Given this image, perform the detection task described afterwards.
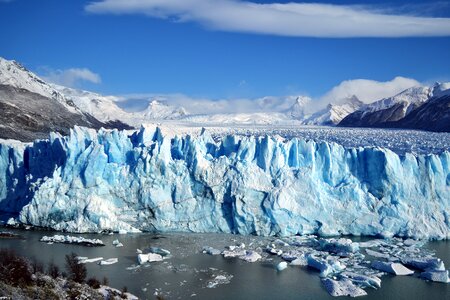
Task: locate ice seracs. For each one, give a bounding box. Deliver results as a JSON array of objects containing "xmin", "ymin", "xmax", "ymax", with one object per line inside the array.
[{"xmin": 0, "ymin": 125, "xmax": 447, "ymax": 239}]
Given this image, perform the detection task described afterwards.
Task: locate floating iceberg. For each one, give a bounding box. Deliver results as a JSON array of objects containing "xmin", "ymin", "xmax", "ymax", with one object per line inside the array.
[
  {"xmin": 401, "ymin": 257, "xmax": 445, "ymax": 271},
  {"xmin": 0, "ymin": 126, "xmax": 448, "ymax": 239},
  {"xmin": 371, "ymin": 261, "xmax": 414, "ymax": 275},
  {"xmin": 322, "ymin": 278, "xmax": 367, "ymax": 297},
  {"xmin": 99, "ymin": 258, "xmax": 118, "ymax": 265},
  {"xmin": 420, "ymin": 270, "xmax": 449, "ymax": 283},
  {"xmin": 240, "ymin": 250, "xmax": 262, "ymax": 263},
  {"xmin": 40, "ymin": 235, "xmax": 104, "ymax": 246},
  {"xmin": 276, "ymin": 261, "xmax": 288, "ymax": 271},
  {"xmin": 137, "ymin": 253, "xmax": 163, "ymax": 264}
]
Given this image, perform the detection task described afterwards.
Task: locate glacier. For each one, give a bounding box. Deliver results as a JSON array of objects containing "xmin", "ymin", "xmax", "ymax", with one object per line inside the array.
[{"xmin": 0, "ymin": 125, "xmax": 449, "ymax": 239}]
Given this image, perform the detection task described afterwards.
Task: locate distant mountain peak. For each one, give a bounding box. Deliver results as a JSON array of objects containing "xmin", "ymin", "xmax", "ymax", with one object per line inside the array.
[{"xmin": 288, "ymin": 96, "xmax": 311, "ymax": 119}]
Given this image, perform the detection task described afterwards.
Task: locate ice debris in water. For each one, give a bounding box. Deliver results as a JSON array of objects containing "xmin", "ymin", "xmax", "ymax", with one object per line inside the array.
[
  {"xmin": 204, "ymin": 235, "xmax": 449, "ymax": 296},
  {"xmin": 40, "ymin": 235, "xmax": 104, "ymax": 246},
  {"xmin": 138, "ymin": 253, "xmax": 163, "ymax": 265},
  {"xmin": 112, "ymin": 239, "xmax": 123, "ymax": 247},
  {"xmin": 322, "ymin": 278, "xmax": 367, "ymax": 297},
  {"xmin": 277, "ymin": 261, "xmax": 288, "ymax": 271},
  {"xmin": 420, "ymin": 270, "xmax": 450, "ymax": 283},
  {"xmin": 371, "ymin": 261, "xmax": 414, "ymax": 276},
  {"xmin": 77, "ymin": 257, "xmax": 103, "ymax": 264},
  {"xmin": 99, "ymin": 258, "xmax": 118, "ymax": 265},
  {"xmin": 205, "ymin": 271, "xmax": 233, "ymax": 289},
  {"xmin": 202, "ymin": 246, "xmax": 221, "ymax": 255}
]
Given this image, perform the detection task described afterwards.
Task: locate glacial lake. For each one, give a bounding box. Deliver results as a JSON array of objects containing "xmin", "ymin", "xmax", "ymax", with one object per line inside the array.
[{"xmin": 1, "ymin": 229, "xmax": 449, "ymax": 299}]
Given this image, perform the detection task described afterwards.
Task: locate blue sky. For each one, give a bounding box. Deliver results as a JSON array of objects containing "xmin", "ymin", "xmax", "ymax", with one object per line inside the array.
[{"xmin": 1, "ymin": 0, "xmax": 450, "ymax": 103}]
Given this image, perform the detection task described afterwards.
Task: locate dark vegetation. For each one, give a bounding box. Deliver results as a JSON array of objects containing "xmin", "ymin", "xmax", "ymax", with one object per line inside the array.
[{"xmin": 0, "ymin": 248, "xmax": 107, "ymax": 299}]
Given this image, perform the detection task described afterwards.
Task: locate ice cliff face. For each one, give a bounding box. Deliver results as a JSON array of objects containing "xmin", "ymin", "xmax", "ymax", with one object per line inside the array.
[{"xmin": 0, "ymin": 126, "xmax": 449, "ymax": 239}]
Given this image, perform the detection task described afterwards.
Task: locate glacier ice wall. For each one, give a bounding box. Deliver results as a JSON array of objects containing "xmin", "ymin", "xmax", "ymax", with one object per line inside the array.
[{"xmin": 0, "ymin": 126, "xmax": 449, "ymax": 239}]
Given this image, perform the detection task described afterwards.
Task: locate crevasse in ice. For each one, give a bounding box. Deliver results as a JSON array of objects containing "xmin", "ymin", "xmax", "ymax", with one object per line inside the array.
[{"xmin": 0, "ymin": 126, "xmax": 448, "ymax": 239}]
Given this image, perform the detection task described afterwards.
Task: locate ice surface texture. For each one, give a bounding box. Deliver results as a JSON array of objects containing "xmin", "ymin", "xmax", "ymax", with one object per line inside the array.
[{"xmin": 0, "ymin": 126, "xmax": 449, "ymax": 239}]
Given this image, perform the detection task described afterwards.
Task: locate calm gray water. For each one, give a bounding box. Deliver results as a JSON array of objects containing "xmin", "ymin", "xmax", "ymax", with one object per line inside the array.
[{"xmin": 1, "ymin": 229, "xmax": 449, "ymax": 300}]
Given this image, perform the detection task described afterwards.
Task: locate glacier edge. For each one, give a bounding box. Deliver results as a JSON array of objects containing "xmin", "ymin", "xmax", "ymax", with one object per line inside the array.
[{"xmin": 0, "ymin": 126, "xmax": 448, "ymax": 239}]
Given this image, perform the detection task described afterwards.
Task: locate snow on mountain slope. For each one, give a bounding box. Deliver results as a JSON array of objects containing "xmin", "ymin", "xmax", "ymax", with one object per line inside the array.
[
  {"xmin": 393, "ymin": 92, "xmax": 450, "ymax": 132},
  {"xmin": 52, "ymin": 84, "xmax": 127, "ymax": 123},
  {"xmin": 1, "ymin": 126, "xmax": 448, "ymax": 239},
  {"xmin": 286, "ymin": 96, "xmax": 312, "ymax": 119},
  {"xmin": 362, "ymin": 85, "xmax": 433, "ymax": 115},
  {"xmin": 305, "ymin": 96, "xmax": 363, "ymax": 125},
  {"xmin": 0, "ymin": 57, "xmax": 136, "ymax": 141},
  {"xmin": 136, "ymin": 99, "xmax": 187, "ymax": 120},
  {"xmin": 0, "ymin": 57, "xmax": 78, "ymax": 113},
  {"xmin": 339, "ymin": 83, "xmax": 450, "ymax": 129}
]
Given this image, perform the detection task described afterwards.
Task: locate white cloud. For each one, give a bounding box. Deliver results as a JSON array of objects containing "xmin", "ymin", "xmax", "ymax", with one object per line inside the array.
[
  {"xmin": 41, "ymin": 68, "xmax": 101, "ymax": 87},
  {"xmin": 319, "ymin": 77, "xmax": 421, "ymax": 105},
  {"xmin": 116, "ymin": 77, "xmax": 422, "ymax": 114},
  {"xmin": 85, "ymin": 0, "xmax": 450, "ymax": 38}
]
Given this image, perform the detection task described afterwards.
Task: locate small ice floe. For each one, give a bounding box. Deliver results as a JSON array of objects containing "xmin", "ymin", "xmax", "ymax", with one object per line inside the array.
[
  {"xmin": 401, "ymin": 257, "xmax": 445, "ymax": 271},
  {"xmin": 266, "ymin": 247, "xmax": 283, "ymax": 256},
  {"xmin": 322, "ymin": 278, "xmax": 367, "ymax": 297},
  {"xmin": 40, "ymin": 235, "xmax": 104, "ymax": 246},
  {"xmin": 319, "ymin": 238, "xmax": 359, "ymax": 254},
  {"xmin": 281, "ymin": 250, "xmax": 301, "ymax": 262},
  {"xmin": 420, "ymin": 270, "xmax": 450, "ymax": 283},
  {"xmin": 365, "ymin": 249, "xmax": 391, "ymax": 259},
  {"xmin": 277, "ymin": 261, "xmax": 288, "ymax": 271},
  {"xmin": 358, "ymin": 240, "xmax": 383, "ymax": 248},
  {"xmin": 206, "ymin": 274, "xmax": 233, "ymax": 288},
  {"xmin": 136, "ymin": 249, "xmax": 143, "ymax": 254},
  {"xmin": 222, "ymin": 248, "xmax": 246, "ymax": 258},
  {"xmin": 138, "ymin": 253, "xmax": 163, "ymax": 265},
  {"xmin": 148, "ymin": 247, "xmax": 171, "ymax": 257},
  {"xmin": 290, "ymin": 255, "xmax": 308, "ymax": 266},
  {"xmin": 371, "ymin": 261, "xmax": 414, "ymax": 275},
  {"xmin": 99, "ymin": 258, "xmax": 118, "ymax": 265},
  {"xmin": 273, "ymin": 239, "xmax": 289, "ymax": 247},
  {"xmin": 78, "ymin": 257, "xmax": 103, "ymax": 264},
  {"xmin": 341, "ymin": 272, "xmax": 382, "ymax": 289},
  {"xmin": 112, "ymin": 239, "xmax": 124, "ymax": 247},
  {"xmin": 240, "ymin": 250, "xmax": 262, "ymax": 263},
  {"xmin": 307, "ymin": 255, "xmax": 345, "ymax": 277},
  {"xmin": 202, "ymin": 246, "xmax": 221, "ymax": 255}
]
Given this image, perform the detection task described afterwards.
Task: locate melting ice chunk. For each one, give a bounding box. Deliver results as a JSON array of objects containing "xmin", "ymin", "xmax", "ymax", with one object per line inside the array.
[{"xmin": 371, "ymin": 261, "xmax": 414, "ymax": 275}]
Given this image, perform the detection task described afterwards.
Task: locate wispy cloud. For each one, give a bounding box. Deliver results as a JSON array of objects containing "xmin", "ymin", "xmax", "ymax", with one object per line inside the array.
[
  {"xmin": 40, "ymin": 68, "xmax": 101, "ymax": 87},
  {"xmin": 85, "ymin": 0, "xmax": 450, "ymax": 38},
  {"xmin": 115, "ymin": 77, "xmax": 421, "ymax": 114},
  {"xmin": 318, "ymin": 77, "xmax": 421, "ymax": 105}
]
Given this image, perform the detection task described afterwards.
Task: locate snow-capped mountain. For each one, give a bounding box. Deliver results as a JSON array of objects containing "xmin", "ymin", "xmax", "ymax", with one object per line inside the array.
[
  {"xmin": 0, "ymin": 57, "xmax": 134, "ymax": 141},
  {"xmin": 304, "ymin": 95, "xmax": 363, "ymax": 125},
  {"xmin": 0, "ymin": 57, "xmax": 79, "ymax": 112},
  {"xmin": 51, "ymin": 84, "xmax": 126, "ymax": 123},
  {"xmin": 392, "ymin": 89, "xmax": 450, "ymax": 132},
  {"xmin": 137, "ymin": 99, "xmax": 187, "ymax": 120},
  {"xmin": 339, "ymin": 83, "xmax": 450, "ymax": 129},
  {"xmin": 286, "ymin": 96, "xmax": 311, "ymax": 120}
]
